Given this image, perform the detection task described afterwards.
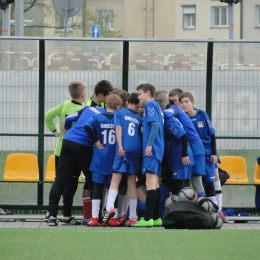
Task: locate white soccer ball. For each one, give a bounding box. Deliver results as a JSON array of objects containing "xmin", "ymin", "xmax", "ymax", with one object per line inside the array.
[
  {"xmin": 178, "ymin": 187, "xmax": 198, "ymax": 203},
  {"xmin": 201, "ymin": 200, "xmax": 214, "ymax": 213},
  {"xmin": 211, "ymin": 212, "xmax": 223, "ymax": 229},
  {"xmin": 165, "ymin": 194, "xmax": 179, "ymax": 208}
]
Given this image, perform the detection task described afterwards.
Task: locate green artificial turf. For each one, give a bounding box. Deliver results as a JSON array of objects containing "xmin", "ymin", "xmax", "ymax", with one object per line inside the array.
[{"xmin": 0, "ymin": 228, "xmax": 260, "ymax": 260}]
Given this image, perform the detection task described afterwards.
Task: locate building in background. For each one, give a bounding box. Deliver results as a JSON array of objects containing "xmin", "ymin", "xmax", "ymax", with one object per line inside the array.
[{"xmin": 2, "ymin": 0, "xmax": 260, "ymax": 39}]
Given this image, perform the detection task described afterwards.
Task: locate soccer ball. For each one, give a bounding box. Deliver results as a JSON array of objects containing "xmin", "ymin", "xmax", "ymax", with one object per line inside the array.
[
  {"xmin": 197, "ymin": 197, "xmax": 214, "ymax": 213},
  {"xmin": 178, "ymin": 187, "xmax": 198, "ymax": 203},
  {"xmin": 165, "ymin": 194, "xmax": 179, "ymax": 208},
  {"xmin": 211, "ymin": 212, "xmax": 223, "ymax": 229}
]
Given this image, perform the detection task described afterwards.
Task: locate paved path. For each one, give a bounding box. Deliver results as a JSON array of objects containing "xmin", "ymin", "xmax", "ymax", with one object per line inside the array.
[{"xmin": 0, "ymin": 217, "xmax": 260, "ymax": 229}]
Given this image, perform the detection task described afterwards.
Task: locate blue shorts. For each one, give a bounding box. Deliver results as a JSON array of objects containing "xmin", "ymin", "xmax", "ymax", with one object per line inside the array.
[
  {"xmin": 93, "ymin": 172, "xmax": 112, "ymax": 186},
  {"xmin": 142, "ymin": 157, "xmax": 161, "ymax": 176},
  {"xmin": 203, "ymin": 155, "xmax": 216, "ymax": 182},
  {"xmin": 192, "ymin": 154, "xmax": 205, "ymax": 175},
  {"xmin": 113, "ymin": 160, "xmax": 139, "ymax": 175},
  {"xmin": 171, "ymin": 166, "xmax": 192, "ymax": 180}
]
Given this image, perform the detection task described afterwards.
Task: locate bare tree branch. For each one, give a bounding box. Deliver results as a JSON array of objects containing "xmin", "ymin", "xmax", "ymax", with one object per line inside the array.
[{"xmin": 24, "ymin": 0, "xmax": 38, "ymax": 13}]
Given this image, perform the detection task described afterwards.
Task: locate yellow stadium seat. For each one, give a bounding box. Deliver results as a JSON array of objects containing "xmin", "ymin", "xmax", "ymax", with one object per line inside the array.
[
  {"xmin": 45, "ymin": 154, "xmax": 56, "ymax": 182},
  {"xmin": 254, "ymin": 162, "xmax": 260, "ymax": 185},
  {"xmin": 3, "ymin": 153, "xmax": 39, "ymax": 182},
  {"xmin": 219, "ymin": 156, "xmax": 248, "ymax": 184},
  {"xmin": 45, "ymin": 154, "xmax": 81, "ymax": 182}
]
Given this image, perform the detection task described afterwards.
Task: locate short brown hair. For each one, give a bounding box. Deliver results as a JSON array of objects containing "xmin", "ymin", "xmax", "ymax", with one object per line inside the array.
[
  {"xmin": 168, "ymin": 88, "xmax": 183, "ymax": 97},
  {"xmin": 106, "ymin": 94, "xmax": 122, "ymax": 110},
  {"xmin": 118, "ymin": 91, "xmax": 130, "ymax": 108},
  {"xmin": 110, "ymin": 88, "xmax": 123, "ymax": 95},
  {"xmin": 68, "ymin": 81, "xmax": 86, "ymax": 99},
  {"xmin": 155, "ymin": 90, "xmax": 168, "ymax": 105},
  {"xmin": 136, "ymin": 83, "xmax": 156, "ymax": 98},
  {"xmin": 155, "ymin": 98, "xmax": 166, "ymax": 111},
  {"xmin": 179, "ymin": 92, "xmax": 194, "ymax": 102}
]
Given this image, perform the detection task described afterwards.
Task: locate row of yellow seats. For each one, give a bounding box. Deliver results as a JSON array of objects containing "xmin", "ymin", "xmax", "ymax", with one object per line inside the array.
[
  {"xmin": 3, "ymin": 153, "xmax": 260, "ymax": 185},
  {"xmin": 219, "ymin": 156, "xmax": 260, "ymax": 185},
  {"xmin": 3, "ymin": 153, "xmax": 81, "ymax": 182}
]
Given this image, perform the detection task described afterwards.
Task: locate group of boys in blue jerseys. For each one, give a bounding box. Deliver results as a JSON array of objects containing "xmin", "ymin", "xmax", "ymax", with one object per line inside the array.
[{"xmin": 47, "ymin": 80, "xmax": 227, "ymax": 227}]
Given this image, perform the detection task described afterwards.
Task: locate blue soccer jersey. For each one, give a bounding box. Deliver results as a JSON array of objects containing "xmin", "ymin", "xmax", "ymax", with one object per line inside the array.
[
  {"xmin": 64, "ymin": 106, "xmax": 106, "ymax": 146},
  {"xmin": 85, "ymin": 112, "xmax": 116, "ymax": 175},
  {"xmin": 164, "ymin": 111, "xmax": 194, "ymax": 172},
  {"xmin": 189, "ymin": 109, "xmax": 216, "ymax": 155},
  {"xmin": 166, "ymin": 104, "xmax": 202, "ymax": 145},
  {"xmin": 113, "ymin": 108, "xmax": 142, "ymax": 168},
  {"xmin": 142, "ymin": 100, "xmax": 164, "ymax": 162}
]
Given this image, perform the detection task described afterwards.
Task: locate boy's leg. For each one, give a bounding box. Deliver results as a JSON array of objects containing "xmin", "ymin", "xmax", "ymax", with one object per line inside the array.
[
  {"xmin": 214, "ymin": 167, "xmax": 228, "ymax": 223},
  {"xmin": 102, "ymin": 173, "xmax": 122, "ymax": 227},
  {"xmin": 125, "ymin": 174, "xmax": 138, "ymax": 225},
  {"xmin": 145, "ymin": 172, "xmax": 157, "ymax": 220},
  {"xmin": 191, "ymin": 154, "xmax": 206, "ymax": 197},
  {"xmin": 48, "ymin": 140, "xmax": 79, "ymax": 225},
  {"xmin": 59, "ymin": 143, "xmax": 93, "ymax": 224},
  {"xmin": 79, "ymin": 146, "xmax": 94, "ymax": 223},
  {"xmin": 88, "ymin": 178, "xmax": 104, "ymax": 226},
  {"xmin": 204, "ymin": 158, "xmax": 217, "ymax": 205}
]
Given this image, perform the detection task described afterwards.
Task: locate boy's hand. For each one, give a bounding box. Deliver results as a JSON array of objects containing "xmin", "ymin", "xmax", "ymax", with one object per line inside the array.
[
  {"xmin": 61, "ymin": 122, "xmax": 67, "ymax": 134},
  {"xmin": 145, "ymin": 146, "xmax": 153, "ymax": 157},
  {"xmin": 182, "ymin": 156, "xmax": 190, "ymax": 165},
  {"xmin": 118, "ymin": 146, "xmax": 125, "ymax": 157},
  {"xmin": 95, "ymin": 141, "xmax": 104, "ymax": 150},
  {"xmin": 53, "ymin": 131, "xmax": 60, "ymax": 137},
  {"xmin": 211, "ymin": 155, "xmax": 217, "ymax": 164}
]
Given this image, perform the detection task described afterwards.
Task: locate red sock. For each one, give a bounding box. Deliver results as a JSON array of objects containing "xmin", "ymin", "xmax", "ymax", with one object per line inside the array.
[{"xmin": 83, "ymin": 196, "xmax": 92, "ymax": 219}]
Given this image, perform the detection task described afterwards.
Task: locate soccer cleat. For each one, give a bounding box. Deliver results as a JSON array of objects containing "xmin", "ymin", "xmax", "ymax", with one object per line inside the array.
[
  {"xmin": 125, "ymin": 219, "xmax": 138, "ymax": 226},
  {"xmin": 61, "ymin": 216, "xmax": 81, "ymax": 225},
  {"xmin": 87, "ymin": 218, "xmax": 99, "ymax": 227},
  {"xmin": 131, "ymin": 217, "xmax": 153, "ymax": 227},
  {"xmin": 219, "ymin": 211, "xmax": 229, "ymax": 223},
  {"xmin": 153, "ymin": 218, "xmax": 162, "ymax": 227},
  {"xmin": 102, "ymin": 208, "xmax": 115, "ymax": 227},
  {"xmin": 48, "ymin": 216, "xmax": 58, "ymax": 226},
  {"xmin": 81, "ymin": 217, "xmax": 91, "ymax": 225},
  {"xmin": 44, "ymin": 212, "xmax": 50, "ymax": 222},
  {"xmin": 117, "ymin": 215, "xmax": 127, "ymax": 226},
  {"xmin": 109, "ymin": 218, "xmax": 121, "ymax": 227}
]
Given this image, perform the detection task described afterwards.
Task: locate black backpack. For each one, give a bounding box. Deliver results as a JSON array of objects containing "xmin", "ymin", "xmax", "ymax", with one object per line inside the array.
[
  {"xmin": 218, "ymin": 167, "xmax": 230, "ymax": 186},
  {"xmin": 163, "ymin": 200, "xmax": 218, "ymax": 230}
]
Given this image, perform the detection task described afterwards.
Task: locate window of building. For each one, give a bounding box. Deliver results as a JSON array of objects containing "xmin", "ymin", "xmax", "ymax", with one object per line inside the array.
[
  {"xmin": 182, "ymin": 5, "xmax": 196, "ymax": 29},
  {"xmin": 256, "ymin": 5, "xmax": 260, "ymax": 27},
  {"xmin": 96, "ymin": 10, "xmax": 114, "ymax": 31},
  {"xmin": 211, "ymin": 6, "xmax": 228, "ymax": 27}
]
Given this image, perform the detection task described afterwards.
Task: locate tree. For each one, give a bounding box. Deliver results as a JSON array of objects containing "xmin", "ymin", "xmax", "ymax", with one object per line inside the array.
[{"xmin": 1, "ymin": 0, "xmax": 123, "ymax": 37}]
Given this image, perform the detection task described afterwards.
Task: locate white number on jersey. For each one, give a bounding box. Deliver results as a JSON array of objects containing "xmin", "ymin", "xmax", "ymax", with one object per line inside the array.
[
  {"xmin": 101, "ymin": 129, "xmax": 116, "ymax": 144},
  {"xmin": 128, "ymin": 122, "xmax": 135, "ymax": 136}
]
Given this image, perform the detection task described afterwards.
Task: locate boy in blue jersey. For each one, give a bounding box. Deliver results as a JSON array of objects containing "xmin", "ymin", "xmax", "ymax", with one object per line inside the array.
[
  {"xmin": 84, "ymin": 94, "xmax": 122, "ymax": 226},
  {"xmin": 103, "ymin": 92, "xmax": 142, "ymax": 227},
  {"xmin": 179, "ymin": 92, "xmax": 217, "ymax": 205},
  {"xmin": 132, "ymin": 83, "xmax": 164, "ymax": 227},
  {"xmin": 155, "ymin": 98, "xmax": 194, "ymax": 195},
  {"xmin": 47, "ymin": 80, "xmax": 112, "ymax": 227},
  {"xmin": 156, "ymin": 90, "xmax": 206, "ymax": 197}
]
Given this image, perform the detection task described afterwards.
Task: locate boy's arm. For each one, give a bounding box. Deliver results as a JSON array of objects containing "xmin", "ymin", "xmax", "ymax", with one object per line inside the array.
[
  {"xmin": 45, "ymin": 104, "xmax": 62, "ymax": 136},
  {"xmin": 84, "ymin": 117, "xmax": 104, "ymax": 150},
  {"xmin": 116, "ymin": 126, "xmax": 125, "ymax": 157},
  {"xmin": 64, "ymin": 107, "xmax": 85, "ymax": 130},
  {"xmin": 211, "ymin": 134, "xmax": 217, "ymax": 164},
  {"xmin": 146, "ymin": 121, "xmax": 160, "ymax": 156},
  {"xmin": 179, "ymin": 133, "xmax": 191, "ymax": 165}
]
